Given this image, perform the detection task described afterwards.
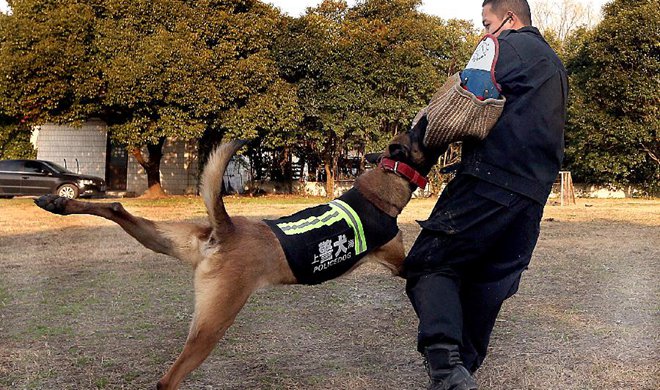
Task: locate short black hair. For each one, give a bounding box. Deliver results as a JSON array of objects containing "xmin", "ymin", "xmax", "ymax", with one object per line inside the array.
[{"xmin": 482, "ymin": 0, "xmax": 532, "ymax": 26}]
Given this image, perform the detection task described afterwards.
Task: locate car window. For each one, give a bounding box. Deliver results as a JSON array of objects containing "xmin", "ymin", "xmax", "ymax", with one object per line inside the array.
[
  {"xmin": 0, "ymin": 160, "xmax": 25, "ymax": 172},
  {"xmin": 23, "ymin": 161, "xmax": 48, "ymax": 173},
  {"xmin": 43, "ymin": 161, "xmax": 75, "ymax": 174}
]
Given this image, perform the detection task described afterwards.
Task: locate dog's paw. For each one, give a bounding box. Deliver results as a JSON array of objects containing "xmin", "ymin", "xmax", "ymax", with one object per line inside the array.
[{"xmin": 34, "ymin": 195, "xmax": 69, "ymax": 215}]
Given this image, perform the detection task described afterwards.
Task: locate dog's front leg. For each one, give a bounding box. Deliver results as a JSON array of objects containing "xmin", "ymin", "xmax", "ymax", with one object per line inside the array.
[
  {"xmin": 35, "ymin": 194, "xmax": 178, "ymax": 257},
  {"xmin": 370, "ymin": 231, "xmax": 406, "ymax": 276},
  {"xmin": 157, "ymin": 260, "xmax": 257, "ymax": 390}
]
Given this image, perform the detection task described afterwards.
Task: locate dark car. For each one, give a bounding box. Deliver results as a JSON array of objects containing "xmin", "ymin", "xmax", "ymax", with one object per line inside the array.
[{"xmin": 0, "ymin": 159, "xmax": 106, "ymax": 199}]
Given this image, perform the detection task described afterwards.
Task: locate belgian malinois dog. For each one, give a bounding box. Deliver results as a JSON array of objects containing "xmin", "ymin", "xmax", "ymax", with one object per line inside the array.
[{"xmin": 35, "ymin": 118, "xmax": 442, "ymax": 389}]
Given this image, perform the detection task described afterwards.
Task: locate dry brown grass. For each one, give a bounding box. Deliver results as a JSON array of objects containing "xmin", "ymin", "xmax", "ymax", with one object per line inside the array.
[{"xmin": 0, "ymin": 196, "xmax": 658, "ymax": 389}]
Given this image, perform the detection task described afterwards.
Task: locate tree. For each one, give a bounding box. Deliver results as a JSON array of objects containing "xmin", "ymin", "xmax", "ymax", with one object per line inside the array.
[
  {"xmin": 98, "ymin": 0, "xmax": 298, "ymax": 196},
  {"xmin": 346, "ymin": 0, "xmax": 477, "ymax": 149},
  {"xmin": 0, "ymin": 8, "xmax": 35, "ymax": 159},
  {"xmin": 0, "ymin": 0, "xmax": 103, "ymax": 124},
  {"xmin": 0, "ymin": 117, "xmax": 36, "ymax": 159},
  {"xmin": 277, "ymin": 0, "xmax": 476, "ymax": 196},
  {"xmin": 564, "ymin": 0, "xmax": 659, "ymax": 191},
  {"xmin": 531, "ymin": 0, "xmax": 598, "ymax": 42},
  {"xmin": 0, "ymin": 0, "xmax": 298, "ymax": 196}
]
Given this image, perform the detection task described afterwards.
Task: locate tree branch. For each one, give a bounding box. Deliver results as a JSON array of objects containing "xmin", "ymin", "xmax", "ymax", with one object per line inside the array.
[
  {"xmin": 640, "ymin": 142, "xmax": 660, "ymax": 165},
  {"xmin": 131, "ymin": 147, "xmax": 147, "ymax": 167}
]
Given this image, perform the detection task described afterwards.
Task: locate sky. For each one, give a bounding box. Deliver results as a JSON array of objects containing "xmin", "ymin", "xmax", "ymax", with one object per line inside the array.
[
  {"xmin": 0, "ymin": 0, "xmax": 610, "ymax": 28},
  {"xmin": 266, "ymin": 0, "xmax": 506, "ymax": 26},
  {"xmin": 264, "ymin": 0, "xmax": 611, "ymax": 28}
]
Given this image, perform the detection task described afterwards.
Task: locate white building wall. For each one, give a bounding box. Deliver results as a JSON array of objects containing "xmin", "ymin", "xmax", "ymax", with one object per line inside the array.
[
  {"xmin": 126, "ymin": 138, "xmax": 199, "ymax": 195},
  {"xmin": 223, "ymin": 156, "xmax": 251, "ymax": 193},
  {"xmin": 35, "ymin": 120, "xmax": 108, "ymax": 179}
]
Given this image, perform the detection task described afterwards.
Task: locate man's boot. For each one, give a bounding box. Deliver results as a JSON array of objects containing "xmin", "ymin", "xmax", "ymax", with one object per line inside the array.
[{"xmin": 423, "ymin": 343, "xmax": 478, "ymax": 390}]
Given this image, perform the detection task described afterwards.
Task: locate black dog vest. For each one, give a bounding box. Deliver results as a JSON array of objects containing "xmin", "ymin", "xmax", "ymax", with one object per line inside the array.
[{"xmin": 264, "ymin": 188, "xmax": 399, "ymax": 285}]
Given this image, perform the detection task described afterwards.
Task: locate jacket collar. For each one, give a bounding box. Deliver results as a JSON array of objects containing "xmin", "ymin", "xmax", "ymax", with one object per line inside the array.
[{"xmin": 499, "ymin": 26, "xmax": 542, "ymax": 38}]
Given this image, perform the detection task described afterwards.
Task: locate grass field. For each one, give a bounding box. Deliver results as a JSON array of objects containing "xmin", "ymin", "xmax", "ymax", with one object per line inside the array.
[{"xmin": 1, "ymin": 195, "xmax": 658, "ymax": 389}]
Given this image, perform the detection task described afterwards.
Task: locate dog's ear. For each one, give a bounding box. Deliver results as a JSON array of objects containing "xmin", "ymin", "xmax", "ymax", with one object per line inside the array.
[
  {"xmin": 388, "ymin": 143, "xmax": 409, "ymax": 161},
  {"xmin": 364, "ymin": 152, "xmax": 382, "ymax": 164},
  {"xmin": 411, "ymin": 114, "xmax": 428, "ymax": 142}
]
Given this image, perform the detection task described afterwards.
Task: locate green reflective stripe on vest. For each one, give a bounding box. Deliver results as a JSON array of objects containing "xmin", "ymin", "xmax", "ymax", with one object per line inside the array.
[
  {"xmin": 275, "ymin": 200, "xmax": 367, "ymax": 256},
  {"xmin": 329, "ymin": 199, "xmax": 367, "ymax": 255},
  {"xmin": 276, "ymin": 209, "xmax": 343, "ymax": 235}
]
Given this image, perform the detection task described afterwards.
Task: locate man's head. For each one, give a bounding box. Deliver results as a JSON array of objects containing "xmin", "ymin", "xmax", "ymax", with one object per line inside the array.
[{"xmin": 482, "ymin": 0, "xmax": 531, "ymax": 37}]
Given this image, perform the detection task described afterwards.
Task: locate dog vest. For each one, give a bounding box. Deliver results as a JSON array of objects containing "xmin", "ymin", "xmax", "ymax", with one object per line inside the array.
[{"xmin": 264, "ymin": 188, "xmax": 399, "ymax": 285}]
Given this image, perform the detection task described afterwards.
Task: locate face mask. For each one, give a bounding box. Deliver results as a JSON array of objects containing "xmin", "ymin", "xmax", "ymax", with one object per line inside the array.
[{"xmin": 491, "ymin": 12, "xmax": 514, "ymax": 35}]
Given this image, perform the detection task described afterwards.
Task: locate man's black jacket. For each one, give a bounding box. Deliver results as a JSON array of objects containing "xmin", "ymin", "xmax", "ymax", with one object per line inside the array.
[{"xmin": 459, "ymin": 26, "xmax": 568, "ymax": 204}]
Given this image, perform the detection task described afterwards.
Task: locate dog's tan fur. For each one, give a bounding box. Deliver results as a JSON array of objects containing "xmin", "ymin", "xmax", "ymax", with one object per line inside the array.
[{"xmin": 35, "ymin": 127, "xmax": 439, "ymax": 389}]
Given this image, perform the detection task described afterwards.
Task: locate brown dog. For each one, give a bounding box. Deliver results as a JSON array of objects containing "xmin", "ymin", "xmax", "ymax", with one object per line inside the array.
[{"xmin": 35, "ymin": 120, "xmax": 442, "ymax": 389}]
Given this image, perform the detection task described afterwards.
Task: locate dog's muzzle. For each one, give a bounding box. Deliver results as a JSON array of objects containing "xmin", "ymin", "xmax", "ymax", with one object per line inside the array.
[{"xmin": 420, "ymin": 73, "xmax": 505, "ymax": 149}]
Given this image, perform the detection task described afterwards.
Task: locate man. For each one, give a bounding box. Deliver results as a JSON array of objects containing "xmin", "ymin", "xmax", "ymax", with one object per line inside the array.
[{"xmin": 404, "ymin": 1, "xmax": 568, "ymax": 389}]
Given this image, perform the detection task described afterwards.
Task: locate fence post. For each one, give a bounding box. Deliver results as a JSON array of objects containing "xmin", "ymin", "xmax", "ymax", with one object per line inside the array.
[{"xmin": 559, "ymin": 171, "xmax": 576, "ymax": 206}]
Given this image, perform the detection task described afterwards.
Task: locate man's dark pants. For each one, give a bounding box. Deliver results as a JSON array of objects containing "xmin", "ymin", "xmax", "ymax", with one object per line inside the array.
[{"xmin": 404, "ymin": 174, "xmax": 544, "ymax": 373}]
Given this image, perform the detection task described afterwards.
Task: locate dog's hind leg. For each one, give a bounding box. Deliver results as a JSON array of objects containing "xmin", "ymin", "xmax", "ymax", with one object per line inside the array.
[
  {"xmin": 34, "ymin": 195, "xmax": 199, "ymax": 259},
  {"xmin": 157, "ymin": 260, "xmax": 256, "ymax": 390}
]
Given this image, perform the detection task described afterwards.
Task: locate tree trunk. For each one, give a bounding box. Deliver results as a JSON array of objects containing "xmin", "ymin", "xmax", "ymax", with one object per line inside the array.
[
  {"xmin": 324, "ymin": 150, "xmax": 340, "ymax": 198},
  {"xmin": 359, "ymin": 144, "xmax": 366, "ymax": 173},
  {"xmin": 132, "ymin": 137, "xmax": 167, "ymax": 198},
  {"xmin": 323, "ymin": 135, "xmax": 338, "ymax": 198},
  {"xmin": 281, "ymin": 147, "xmax": 293, "ymax": 193},
  {"xmin": 324, "ymin": 159, "xmax": 334, "ymax": 198}
]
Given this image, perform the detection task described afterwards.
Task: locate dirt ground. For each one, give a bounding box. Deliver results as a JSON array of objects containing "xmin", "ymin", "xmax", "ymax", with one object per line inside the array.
[{"xmin": 0, "ymin": 195, "xmax": 658, "ymax": 389}]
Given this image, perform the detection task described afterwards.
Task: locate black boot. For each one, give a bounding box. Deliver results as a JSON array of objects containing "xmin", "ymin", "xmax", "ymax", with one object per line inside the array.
[{"xmin": 423, "ymin": 343, "xmax": 478, "ymax": 390}]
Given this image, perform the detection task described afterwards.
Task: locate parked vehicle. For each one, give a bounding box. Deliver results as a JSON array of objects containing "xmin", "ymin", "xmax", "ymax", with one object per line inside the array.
[{"xmin": 0, "ymin": 160, "xmax": 106, "ymax": 199}]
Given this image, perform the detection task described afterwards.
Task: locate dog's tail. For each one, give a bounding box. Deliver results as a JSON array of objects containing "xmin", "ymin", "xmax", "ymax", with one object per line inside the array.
[{"xmin": 200, "ymin": 140, "xmax": 248, "ymax": 241}]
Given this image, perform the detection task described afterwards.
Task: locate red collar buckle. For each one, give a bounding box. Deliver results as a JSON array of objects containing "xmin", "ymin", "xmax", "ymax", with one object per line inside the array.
[{"xmin": 378, "ymin": 157, "xmax": 428, "ymax": 189}]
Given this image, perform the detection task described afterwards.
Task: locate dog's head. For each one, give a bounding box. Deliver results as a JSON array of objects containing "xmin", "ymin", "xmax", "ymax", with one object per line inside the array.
[{"xmin": 366, "ymin": 115, "xmax": 446, "ymax": 177}]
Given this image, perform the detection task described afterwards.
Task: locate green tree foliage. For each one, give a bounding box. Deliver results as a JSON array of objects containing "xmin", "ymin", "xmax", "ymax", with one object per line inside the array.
[
  {"xmin": 564, "ymin": 0, "xmax": 659, "ymax": 191},
  {"xmin": 0, "ymin": 8, "xmax": 38, "ymax": 160},
  {"xmin": 347, "ymin": 0, "xmax": 476, "ymax": 147},
  {"xmin": 1, "ymin": 0, "xmax": 482, "ymax": 196},
  {"xmin": 277, "ymin": 0, "xmax": 475, "ymax": 195},
  {"xmin": 1, "ymin": 0, "xmax": 299, "ymax": 195},
  {"xmin": 97, "ymin": 0, "xmax": 299, "ymax": 195},
  {"xmin": 0, "ymin": 118, "xmax": 36, "ymax": 159},
  {"xmin": 0, "ymin": 0, "xmax": 102, "ymax": 123}
]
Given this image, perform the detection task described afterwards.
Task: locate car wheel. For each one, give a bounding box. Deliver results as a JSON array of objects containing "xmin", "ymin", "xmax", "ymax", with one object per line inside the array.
[{"xmin": 57, "ymin": 184, "xmax": 79, "ymax": 199}]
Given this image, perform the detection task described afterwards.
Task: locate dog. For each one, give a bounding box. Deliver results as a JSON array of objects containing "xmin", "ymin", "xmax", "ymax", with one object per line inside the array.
[{"xmin": 35, "ymin": 117, "xmax": 443, "ymax": 389}]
